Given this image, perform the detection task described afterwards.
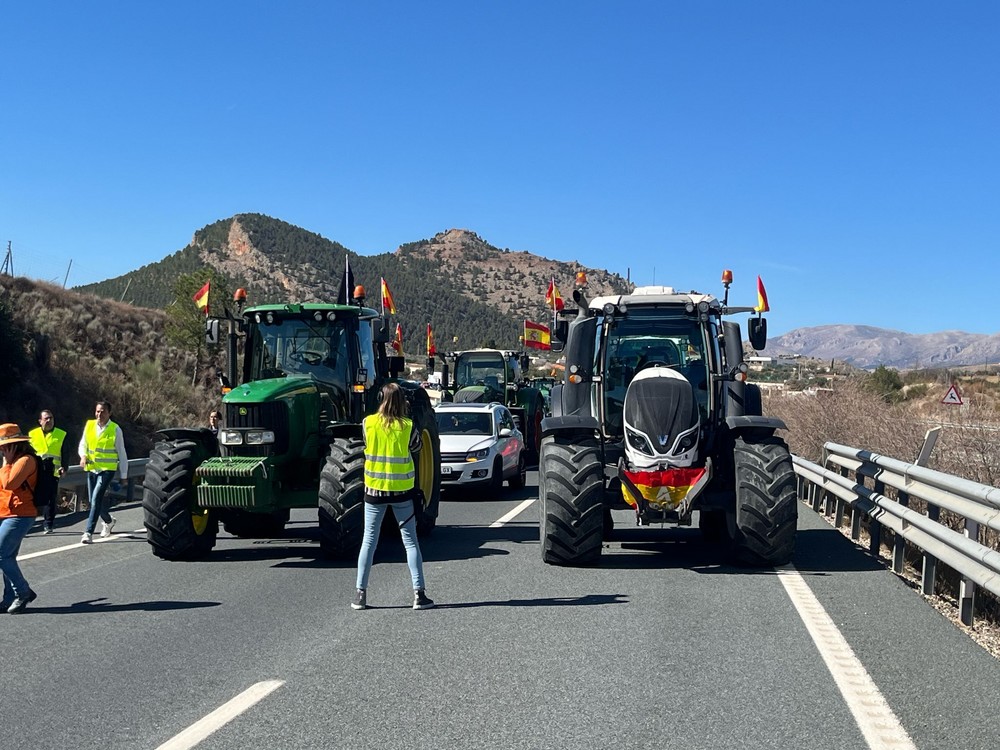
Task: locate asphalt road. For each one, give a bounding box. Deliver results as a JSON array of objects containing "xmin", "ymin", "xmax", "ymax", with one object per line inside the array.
[{"xmin": 5, "ymin": 472, "xmax": 1000, "ymax": 750}]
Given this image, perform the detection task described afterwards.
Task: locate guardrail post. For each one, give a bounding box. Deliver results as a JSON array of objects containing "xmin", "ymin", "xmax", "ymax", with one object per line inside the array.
[
  {"xmin": 869, "ymin": 477, "xmax": 883, "ymax": 557},
  {"xmin": 914, "ymin": 427, "xmax": 941, "ymax": 597},
  {"xmin": 959, "ymin": 519, "xmax": 979, "ymax": 626}
]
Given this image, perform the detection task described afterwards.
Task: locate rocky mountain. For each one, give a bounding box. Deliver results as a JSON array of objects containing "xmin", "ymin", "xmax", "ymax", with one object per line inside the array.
[
  {"xmin": 763, "ymin": 325, "xmax": 1000, "ymax": 370},
  {"xmin": 76, "ymin": 214, "xmax": 631, "ymax": 352}
]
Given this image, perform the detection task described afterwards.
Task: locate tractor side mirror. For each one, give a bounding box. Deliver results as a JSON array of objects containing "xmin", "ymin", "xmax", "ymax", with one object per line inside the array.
[
  {"xmin": 551, "ymin": 318, "xmax": 568, "ymax": 352},
  {"xmin": 205, "ymin": 319, "xmax": 220, "ymax": 345},
  {"xmin": 748, "ymin": 317, "xmax": 767, "ymax": 351}
]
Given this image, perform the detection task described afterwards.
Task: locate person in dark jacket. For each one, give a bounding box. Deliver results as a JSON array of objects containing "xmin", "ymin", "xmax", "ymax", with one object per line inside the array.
[{"xmin": 352, "ymin": 383, "xmax": 434, "ymax": 611}]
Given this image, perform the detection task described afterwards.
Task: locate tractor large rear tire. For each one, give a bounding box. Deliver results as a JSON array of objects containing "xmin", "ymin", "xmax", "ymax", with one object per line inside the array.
[
  {"xmin": 143, "ymin": 439, "xmax": 218, "ymax": 560},
  {"xmin": 526, "ymin": 394, "xmax": 545, "ymax": 463},
  {"xmin": 409, "ymin": 395, "xmax": 441, "ymax": 537},
  {"xmin": 731, "ymin": 435, "xmax": 797, "ymax": 565},
  {"xmin": 539, "ymin": 434, "xmax": 605, "ymax": 566},
  {"xmin": 318, "ymin": 437, "xmax": 366, "ymax": 560}
]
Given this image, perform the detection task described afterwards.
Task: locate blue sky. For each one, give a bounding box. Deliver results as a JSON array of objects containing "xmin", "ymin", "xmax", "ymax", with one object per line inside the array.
[{"xmin": 3, "ymin": 2, "xmax": 998, "ymax": 337}]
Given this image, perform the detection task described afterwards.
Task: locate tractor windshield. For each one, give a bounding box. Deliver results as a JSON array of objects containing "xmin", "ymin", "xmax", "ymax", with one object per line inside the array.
[
  {"xmin": 600, "ymin": 311, "xmax": 709, "ymax": 434},
  {"xmin": 455, "ymin": 353, "xmax": 507, "ymax": 392},
  {"xmin": 247, "ymin": 317, "xmax": 352, "ymax": 387}
]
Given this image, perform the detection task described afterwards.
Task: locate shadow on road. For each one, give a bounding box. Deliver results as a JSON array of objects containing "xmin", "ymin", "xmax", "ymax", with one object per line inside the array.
[
  {"xmin": 595, "ymin": 525, "xmax": 886, "ymax": 575},
  {"xmin": 435, "ymin": 593, "xmax": 628, "ymax": 609},
  {"xmin": 24, "ymin": 598, "xmax": 221, "ymax": 615}
]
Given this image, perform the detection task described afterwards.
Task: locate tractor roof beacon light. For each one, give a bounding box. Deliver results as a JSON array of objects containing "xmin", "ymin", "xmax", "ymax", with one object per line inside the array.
[
  {"xmin": 721, "ymin": 269, "xmax": 733, "ymax": 307},
  {"xmin": 576, "ymin": 271, "xmax": 588, "ymax": 288},
  {"xmin": 234, "ymin": 287, "xmax": 248, "ymax": 312},
  {"xmin": 353, "ymin": 285, "xmax": 366, "ymax": 306}
]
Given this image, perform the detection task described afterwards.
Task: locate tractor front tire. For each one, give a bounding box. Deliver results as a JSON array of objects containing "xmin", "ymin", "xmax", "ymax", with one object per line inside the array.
[
  {"xmin": 539, "ymin": 434, "xmax": 605, "ymax": 566},
  {"xmin": 318, "ymin": 437, "xmax": 366, "ymax": 560},
  {"xmin": 143, "ymin": 439, "xmax": 218, "ymax": 560},
  {"xmin": 731, "ymin": 435, "xmax": 797, "ymax": 565}
]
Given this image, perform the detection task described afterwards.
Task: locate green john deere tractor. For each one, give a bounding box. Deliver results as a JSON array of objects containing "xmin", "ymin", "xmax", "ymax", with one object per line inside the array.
[
  {"xmin": 142, "ymin": 290, "xmax": 441, "ymax": 560},
  {"xmin": 435, "ymin": 348, "xmax": 546, "ymax": 460}
]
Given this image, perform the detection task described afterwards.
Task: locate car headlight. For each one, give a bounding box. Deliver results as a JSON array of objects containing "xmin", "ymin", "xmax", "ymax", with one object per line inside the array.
[
  {"xmin": 466, "ymin": 448, "xmax": 490, "ymax": 461},
  {"xmin": 220, "ymin": 430, "xmax": 244, "ymax": 445},
  {"xmin": 245, "ymin": 431, "xmax": 276, "ymax": 445}
]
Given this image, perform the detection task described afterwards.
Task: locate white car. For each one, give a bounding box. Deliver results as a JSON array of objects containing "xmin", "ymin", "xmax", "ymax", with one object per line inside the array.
[{"xmin": 435, "ymin": 402, "xmax": 526, "ymax": 496}]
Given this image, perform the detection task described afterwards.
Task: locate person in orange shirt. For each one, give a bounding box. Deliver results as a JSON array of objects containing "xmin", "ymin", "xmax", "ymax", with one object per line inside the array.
[{"xmin": 0, "ymin": 423, "xmax": 39, "ymax": 614}]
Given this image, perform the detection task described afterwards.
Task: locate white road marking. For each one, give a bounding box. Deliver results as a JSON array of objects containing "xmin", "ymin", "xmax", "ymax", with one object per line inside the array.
[
  {"xmin": 18, "ymin": 529, "xmax": 146, "ymax": 561},
  {"xmin": 154, "ymin": 679, "xmax": 284, "ymax": 750},
  {"xmin": 490, "ymin": 497, "xmax": 536, "ymax": 527},
  {"xmin": 777, "ymin": 565, "xmax": 916, "ymax": 750}
]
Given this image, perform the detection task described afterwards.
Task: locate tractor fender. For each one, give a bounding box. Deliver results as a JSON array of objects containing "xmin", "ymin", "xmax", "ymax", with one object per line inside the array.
[
  {"xmin": 541, "ymin": 414, "xmax": 600, "ymax": 439},
  {"xmin": 328, "ymin": 422, "xmax": 363, "ymax": 441},
  {"xmin": 724, "ymin": 415, "xmax": 787, "ymax": 435},
  {"xmin": 154, "ymin": 428, "xmax": 219, "ymax": 457}
]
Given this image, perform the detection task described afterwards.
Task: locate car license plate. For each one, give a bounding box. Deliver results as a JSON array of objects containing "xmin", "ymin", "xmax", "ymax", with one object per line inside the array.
[{"xmin": 441, "ymin": 466, "xmax": 452, "ymax": 475}]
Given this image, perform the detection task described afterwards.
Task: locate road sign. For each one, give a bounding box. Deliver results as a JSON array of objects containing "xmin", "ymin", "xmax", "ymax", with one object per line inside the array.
[{"xmin": 942, "ymin": 384, "xmax": 963, "ymax": 405}]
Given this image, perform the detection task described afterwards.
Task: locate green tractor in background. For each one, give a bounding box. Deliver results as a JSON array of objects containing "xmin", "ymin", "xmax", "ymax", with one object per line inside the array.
[
  {"xmin": 142, "ymin": 288, "xmax": 441, "ymax": 560},
  {"xmin": 435, "ymin": 348, "xmax": 546, "ymax": 461}
]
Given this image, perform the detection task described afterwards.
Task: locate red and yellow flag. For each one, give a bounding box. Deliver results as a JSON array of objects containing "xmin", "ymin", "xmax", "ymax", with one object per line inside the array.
[
  {"xmin": 426, "ymin": 323, "xmax": 436, "ymax": 357},
  {"xmin": 391, "ymin": 323, "xmax": 403, "ymax": 356},
  {"xmin": 621, "ymin": 467, "xmax": 706, "ymax": 510},
  {"xmin": 192, "ymin": 282, "xmax": 210, "ymax": 316},
  {"xmin": 380, "ymin": 277, "xmax": 396, "ymax": 315},
  {"xmin": 754, "ymin": 275, "xmax": 770, "ymax": 313},
  {"xmin": 523, "ymin": 320, "xmax": 551, "ymax": 350},
  {"xmin": 545, "ymin": 278, "xmax": 564, "ymax": 311}
]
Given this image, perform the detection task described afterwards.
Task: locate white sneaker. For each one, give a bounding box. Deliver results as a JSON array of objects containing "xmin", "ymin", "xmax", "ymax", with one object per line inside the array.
[
  {"xmin": 99, "ymin": 518, "xmax": 116, "ymax": 538},
  {"xmin": 81, "ymin": 532, "xmax": 93, "ymax": 544}
]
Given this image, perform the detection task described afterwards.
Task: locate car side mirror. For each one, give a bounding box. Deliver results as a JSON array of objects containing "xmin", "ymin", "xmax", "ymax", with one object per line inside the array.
[{"xmin": 499, "ymin": 427, "xmax": 513, "ymax": 437}]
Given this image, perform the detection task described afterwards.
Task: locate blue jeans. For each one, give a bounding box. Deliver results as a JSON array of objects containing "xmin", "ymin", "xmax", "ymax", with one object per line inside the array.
[
  {"xmin": 85, "ymin": 470, "xmax": 116, "ymax": 534},
  {"xmin": 0, "ymin": 516, "xmax": 35, "ymax": 603},
  {"xmin": 356, "ymin": 500, "xmax": 425, "ymax": 591}
]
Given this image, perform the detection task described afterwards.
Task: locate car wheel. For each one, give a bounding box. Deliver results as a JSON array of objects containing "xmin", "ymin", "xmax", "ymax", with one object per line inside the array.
[
  {"xmin": 509, "ymin": 452, "xmax": 526, "ymax": 490},
  {"xmin": 490, "ymin": 456, "xmax": 504, "ymax": 498}
]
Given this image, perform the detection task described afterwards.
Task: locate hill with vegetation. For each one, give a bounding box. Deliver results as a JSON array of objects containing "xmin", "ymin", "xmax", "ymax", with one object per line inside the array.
[{"xmin": 76, "ymin": 214, "xmax": 632, "ymax": 353}]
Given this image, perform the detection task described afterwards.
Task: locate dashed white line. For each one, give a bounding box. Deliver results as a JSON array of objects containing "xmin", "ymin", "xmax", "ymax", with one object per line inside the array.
[
  {"xmin": 490, "ymin": 497, "xmax": 536, "ymax": 527},
  {"xmin": 154, "ymin": 679, "xmax": 285, "ymax": 750},
  {"xmin": 777, "ymin": 564, "xmax": 916, "ymax": 750}
]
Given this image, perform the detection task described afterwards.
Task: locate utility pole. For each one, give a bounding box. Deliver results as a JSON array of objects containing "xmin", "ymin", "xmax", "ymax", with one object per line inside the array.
[
  {"xmin": 62, "ymin": 259, "xmax": 73, "ymax": 288},
  {"xmin": 1, "ymin": 241, "xmax": 12, "ymax": 276}
]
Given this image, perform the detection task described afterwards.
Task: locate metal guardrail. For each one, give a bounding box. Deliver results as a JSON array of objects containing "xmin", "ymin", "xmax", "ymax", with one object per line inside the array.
[
  {"xmin": 792, "ymin": 430, "xmax": 1000, "ymax": 626},
  {"xmin": 58, "ymin": 458, "xmax": 150, "ymax": 511}
]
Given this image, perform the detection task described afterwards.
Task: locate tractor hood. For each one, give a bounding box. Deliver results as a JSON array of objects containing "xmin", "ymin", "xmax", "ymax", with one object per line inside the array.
[
  {"xmin": 622, "ymin": 367, "xmax": 699, "ymax": 470},
  {"xmin": 224, "ymin": 376, "xmax": 320, "ymax": 404}
]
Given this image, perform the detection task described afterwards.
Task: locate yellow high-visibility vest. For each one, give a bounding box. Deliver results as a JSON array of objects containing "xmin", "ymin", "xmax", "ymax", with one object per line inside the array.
[
  {"xmin": 29, "ymin": 427, "xmax": 66, "ymax": 473},
  {"xmin": 363, "ymin": 415, "xmax": 415, "ymax": 492},
  {"xmin": 84, "ymin": 420, "xmax": 119, "ymax": 472}
]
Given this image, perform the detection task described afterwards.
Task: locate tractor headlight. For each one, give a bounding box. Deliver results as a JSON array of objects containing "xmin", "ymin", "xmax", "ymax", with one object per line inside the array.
[
  {"xmin": 220, "ymin": 430, "xmax": 244, "ymax": 445},
  {"xmin": 466, "ymin": 448, "xmax": 490, "ymax": 461},
  {"xmin": 245, "ymin": 431, "xmax": 276, "ymax": 445},
  {"xmin": 625, "ymin": 427, "xmax": 653, "ymax": 456}
]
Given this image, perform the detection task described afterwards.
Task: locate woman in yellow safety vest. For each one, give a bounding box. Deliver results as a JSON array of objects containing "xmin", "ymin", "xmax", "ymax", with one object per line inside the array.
[{"xmin": 352, "ymin": 382, "xmax": 434, "ymax": 611}]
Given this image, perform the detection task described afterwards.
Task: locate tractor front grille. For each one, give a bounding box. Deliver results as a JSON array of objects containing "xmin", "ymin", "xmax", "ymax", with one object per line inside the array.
[{"xmin": 224, "ymin": 402, "xmax": 290, "ymax": 457}]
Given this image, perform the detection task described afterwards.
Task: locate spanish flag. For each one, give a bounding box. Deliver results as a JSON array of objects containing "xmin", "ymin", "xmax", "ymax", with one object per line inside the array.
[
  {"xmin": 545, "ymin": 279, "xmax": 564, "ymax": 311},
  {"xmin": 391, "ymin": 323, "xmax": 403, "ymax": 356},
  {"xmin": 192, "ymin": 282, "xmax": 210, "ymax": 316},
  {"xmin": 620, "ymin": 467, "xmax": 706, "ymax": 510},
  {"xmin": 380, "ymin": 277, "xmax": 396, "ymax": 315},
  {"xmin": 426, "ymin": 323, "xmax": 436, "ymax": 357},
  {"xmin": 524, "ymin": 320, "xmax": 551, "ymax": 350},
  {"xmin": 754, "ymin": 275, "xmax": 770, "ymax": 313}
]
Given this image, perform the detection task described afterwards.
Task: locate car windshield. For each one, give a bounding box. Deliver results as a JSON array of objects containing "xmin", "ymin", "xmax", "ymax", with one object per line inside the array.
[{"xmin": 436, "ymin": 411, "xmax": 493, "ymax": 436}]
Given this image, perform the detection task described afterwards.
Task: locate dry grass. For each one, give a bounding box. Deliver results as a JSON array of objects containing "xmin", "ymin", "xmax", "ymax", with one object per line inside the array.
[
  {"xmin": 768, "ymin": 378, "xmax": 1000, "ymax": 653},
  {"xmin": 0, "ymin": 276, "xmax": 222, "ymax": 454}
]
